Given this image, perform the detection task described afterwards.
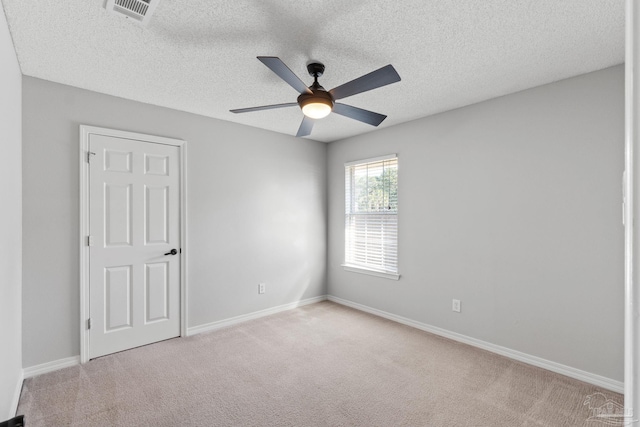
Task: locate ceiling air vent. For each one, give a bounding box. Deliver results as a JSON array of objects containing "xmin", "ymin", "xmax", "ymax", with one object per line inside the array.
[{"xmin": 104, "ymin": 0, "xmax": 161, "ymax": 26}]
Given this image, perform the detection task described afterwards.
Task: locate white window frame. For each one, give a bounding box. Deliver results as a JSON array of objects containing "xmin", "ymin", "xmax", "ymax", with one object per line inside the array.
[{"xmin": 342, "ymin": 154, "xmax": 400, "ymax": 280}]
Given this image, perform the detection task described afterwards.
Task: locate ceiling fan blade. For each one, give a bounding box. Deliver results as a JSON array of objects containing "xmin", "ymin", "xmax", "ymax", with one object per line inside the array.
[
  {"xmin": 296, "ymin": 116, "xmax": 314, "ymax": 137},
  {"xmin": 333, "ymin": 103, "xmax": 387, "ymax": 126},
  {"xmin": 230, "ymin": 102, "xmax": 298, "ymax": 114},
  {"xmin": 258, "ymin": 57, "xmax": 313, "ymax": 95},
  {"xmin": 329, "ymin": 64, "xmax": 401, "ymax": 100}
]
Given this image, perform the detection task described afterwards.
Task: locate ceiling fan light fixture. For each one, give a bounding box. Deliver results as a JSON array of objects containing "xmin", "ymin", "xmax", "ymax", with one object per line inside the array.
[
  {"xmin": 298, "ymin": 90, "xmax": 334, "ymax": 120},
  {"xmin": 301, "ymin": 100, "xmax": 332, "ymax": 119}
]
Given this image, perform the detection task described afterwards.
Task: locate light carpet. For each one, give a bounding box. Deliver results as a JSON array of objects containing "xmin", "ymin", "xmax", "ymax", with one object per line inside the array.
[{"xmin": 17, "ymin": 301, "xmax": 622, "ymax": 426}]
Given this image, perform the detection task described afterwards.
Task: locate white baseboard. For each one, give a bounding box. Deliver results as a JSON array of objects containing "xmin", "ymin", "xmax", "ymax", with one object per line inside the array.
[
  {"xmin": 19, "ymin": 295, "xmax": 619, "ymax": 398},
  {"xmin": 327, "ymin": 295, "xmax": 624, "ymax": 394},
  {"xmin": 23, "ymin": 356, "xmax": 81, "ymax": 380},
  {"xmin": 187, "ymin": 295, "xmax": 328, "ymax": 336},
  {"xmin": 10, "ymin": 371, "xmax": 23, "ymax": 417}
]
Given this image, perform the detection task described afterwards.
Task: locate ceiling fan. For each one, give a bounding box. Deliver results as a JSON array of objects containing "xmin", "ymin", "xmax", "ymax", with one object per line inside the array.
[{"xmin": 230, "ymin": 57, "xmax": 401, "ymax": 137}]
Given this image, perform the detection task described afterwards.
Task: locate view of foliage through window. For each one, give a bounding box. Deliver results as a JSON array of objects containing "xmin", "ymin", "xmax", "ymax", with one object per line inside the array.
[{"xmin": 354, "ymin": 163, "xmax": 398, "ymax": 213}]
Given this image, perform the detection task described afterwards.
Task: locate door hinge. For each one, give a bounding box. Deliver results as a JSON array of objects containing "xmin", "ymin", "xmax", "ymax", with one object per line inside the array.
[
  {"xmin": 87, "ymin": 151, "xmax": 96, "ymax": 163},
  {"xmin": 87, "ymin": 235, "xmax": 94, "ymax": 246},
  {"xmin": 87, "ymin": 318, "xmax": 92, "ymax": 330}
]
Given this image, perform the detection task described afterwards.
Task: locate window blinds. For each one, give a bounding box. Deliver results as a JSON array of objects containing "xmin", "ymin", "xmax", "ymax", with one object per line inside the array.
[{"xmin": 344, "ymin": 155, "xmax": 398, "ymax": 275}]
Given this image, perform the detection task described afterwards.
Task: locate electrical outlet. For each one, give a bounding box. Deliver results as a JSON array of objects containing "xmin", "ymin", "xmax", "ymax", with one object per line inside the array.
[
  {"xmin": 452, "ymin": 299, "xmax": 461, "ymax": 313},
  {"xmin": 258, "ymin": 283, "xmax": 266, "ymax": 294}
]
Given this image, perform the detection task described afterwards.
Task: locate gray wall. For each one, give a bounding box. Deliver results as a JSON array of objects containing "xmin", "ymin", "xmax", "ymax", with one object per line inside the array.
[
  {"xmin": 327, "ymin": 66, "xmax": 624, "ymax": 382},
  {"xmin": 22, "ymin": 77, "xmax": 327, "ymax": 368},
  {"xmin": 0, "ymin": 2, "xmax": 22, "ymax": 419}
]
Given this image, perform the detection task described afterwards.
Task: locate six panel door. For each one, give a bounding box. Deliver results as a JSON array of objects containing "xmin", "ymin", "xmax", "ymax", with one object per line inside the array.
[{"xmin": 89, "ymin": 134, "xmax": 180, "ymax": 359}]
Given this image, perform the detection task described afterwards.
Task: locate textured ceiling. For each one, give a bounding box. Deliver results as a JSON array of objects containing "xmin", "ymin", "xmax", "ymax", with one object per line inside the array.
[{"xmin": 1, "ymin": 0, "xmax": 625, "ymax": 142}]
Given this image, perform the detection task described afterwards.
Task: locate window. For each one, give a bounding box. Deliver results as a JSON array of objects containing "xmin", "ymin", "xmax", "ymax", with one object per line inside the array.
[{"xmin": 344, "ymin": 154, "xmax": 399, "ymax": 280}]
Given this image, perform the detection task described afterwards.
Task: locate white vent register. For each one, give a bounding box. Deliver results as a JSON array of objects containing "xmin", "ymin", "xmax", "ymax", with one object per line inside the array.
[{"xmin": 105, "ymin": 0, "xmax": 161, "ymax": 26}]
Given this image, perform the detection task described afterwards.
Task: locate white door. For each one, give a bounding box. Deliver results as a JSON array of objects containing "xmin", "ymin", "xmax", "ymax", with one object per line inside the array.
[{"xmin": 89, "ymin": 133, "xmax": 181, "ymax": 359}]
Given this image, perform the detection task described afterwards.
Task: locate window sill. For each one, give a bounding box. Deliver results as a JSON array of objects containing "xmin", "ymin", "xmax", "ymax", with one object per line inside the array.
[{"xmin": 341, "ymin": 264, "xmax": 400, "ymax": 281}]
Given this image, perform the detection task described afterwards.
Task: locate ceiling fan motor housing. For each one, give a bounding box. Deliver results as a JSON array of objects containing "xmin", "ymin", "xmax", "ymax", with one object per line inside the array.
[{"xmin": 297, "ymin": 89, "xmax": 334, "ymax": 111}]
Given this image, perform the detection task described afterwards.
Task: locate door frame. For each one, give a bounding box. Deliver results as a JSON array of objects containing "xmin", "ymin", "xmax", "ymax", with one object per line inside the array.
[{"xmin": 79, "ymin": 125, "xmax": 188, "ymax": 363}]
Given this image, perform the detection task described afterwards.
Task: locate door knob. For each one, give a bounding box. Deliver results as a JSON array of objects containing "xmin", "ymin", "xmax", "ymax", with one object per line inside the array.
[{"xmin": 164, "ymin": 249, "xmax": 178, "ymax": 256}]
